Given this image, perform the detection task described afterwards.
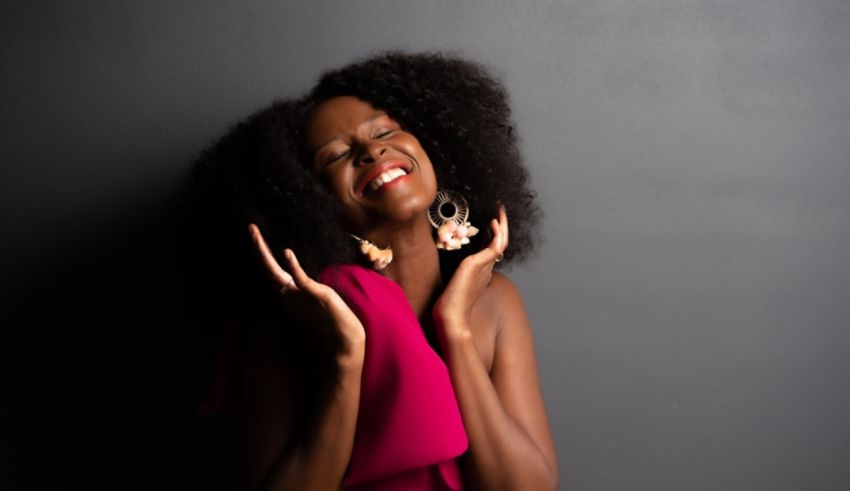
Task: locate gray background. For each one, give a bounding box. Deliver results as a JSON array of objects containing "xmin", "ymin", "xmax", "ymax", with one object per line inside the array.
[{"xmin": 3, "ymin": 1, "xmax": 849, "ymax": 490}]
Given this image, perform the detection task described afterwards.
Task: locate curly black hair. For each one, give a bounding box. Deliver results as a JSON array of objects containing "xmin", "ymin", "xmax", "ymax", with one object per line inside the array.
[
  {"xmin": 175, "ymin": 50, "xmax": 541, "ymax": 314},
  {"xmin": 173, "ymin": 50, "xmax": 543, "ymax": 467}
]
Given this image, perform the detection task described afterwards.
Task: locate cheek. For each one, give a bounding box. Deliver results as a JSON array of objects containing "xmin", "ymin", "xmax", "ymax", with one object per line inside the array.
[
  {"xmin": 412, "ymin": 148, "xmax": 438, "ymax": 189},
  {"xmin": 322, "ymin": 167, "xmax": 353, "ymax": 196},
  {"xmin": 398, "ymin": 137, "xmax": 436, "ymax": 174}
]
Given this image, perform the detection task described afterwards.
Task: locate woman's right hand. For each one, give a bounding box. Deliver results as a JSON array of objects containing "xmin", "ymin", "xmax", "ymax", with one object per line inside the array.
[{"xmin": 248, "ymin": 223, "xmax": 366, "ymax": 360}]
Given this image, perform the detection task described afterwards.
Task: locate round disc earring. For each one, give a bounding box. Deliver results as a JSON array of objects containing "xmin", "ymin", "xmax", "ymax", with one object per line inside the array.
[{"xmin": 428, "ymin": 190, "xmax": 479, "ymax": 251}]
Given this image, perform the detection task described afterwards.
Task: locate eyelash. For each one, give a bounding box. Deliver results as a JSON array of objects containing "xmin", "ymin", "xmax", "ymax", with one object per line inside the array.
[
  {"xmin": 328, "ymin": 150, "xmax": 349, "ymax": 163},
  {"xmin": 325, "ymin": 129, "xmax": 395, "ymax": 164}
]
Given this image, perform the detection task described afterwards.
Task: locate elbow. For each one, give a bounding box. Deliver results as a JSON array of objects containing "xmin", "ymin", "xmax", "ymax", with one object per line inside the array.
[
  {"xmin": 547, "ymin": 469, "xmax": 559, "ymax": 491},
  {"xmin": 546, "ymin": 454, "xmax": 559, "ymax": 491},
  {"xmin": 531, "ymin": 454, "xmax": 559, "ymax": 491},
  {"xmin": 530, "ymin": 467, "xmax": 559, "ymax": 491},
  {"xmin": 540, "ymin": 445, "xmax": 559, "ymax": 491},
  {"xmin": 505, "ymin": 461, "xmax": 558, "ymax": 491}
]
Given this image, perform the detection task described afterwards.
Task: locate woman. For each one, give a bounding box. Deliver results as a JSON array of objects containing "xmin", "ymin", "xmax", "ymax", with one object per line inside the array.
[{"xmin": 184, "ymin": 51, "xmax": 557, "ymax": 490}]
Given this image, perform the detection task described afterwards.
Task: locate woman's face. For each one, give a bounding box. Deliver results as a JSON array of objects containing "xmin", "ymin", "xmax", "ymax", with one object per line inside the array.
[{"xmin": 306, "ymin": 96, "xmax": 438, "ymax": 232}]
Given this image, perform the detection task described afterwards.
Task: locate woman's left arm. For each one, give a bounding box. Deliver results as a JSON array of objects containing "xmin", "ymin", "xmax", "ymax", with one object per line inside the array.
[{"xmin": 433, "ymin": 207, "xmax": 559, "ymax": 490}]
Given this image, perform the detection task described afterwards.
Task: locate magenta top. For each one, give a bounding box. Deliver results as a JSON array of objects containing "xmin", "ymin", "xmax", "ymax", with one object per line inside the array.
[{"xmin": 199, "ymin": 263, "xmax": 469, "ymax": 490}]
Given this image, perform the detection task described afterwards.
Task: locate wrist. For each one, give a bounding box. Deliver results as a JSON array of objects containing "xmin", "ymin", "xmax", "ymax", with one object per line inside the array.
[
  {"xmin": 435, "ymin": 317, "xmax": 473, "ymax": 346},
  {"xmin": 337, "ymin": 338, "xmax": 366, "ymax": 370}
]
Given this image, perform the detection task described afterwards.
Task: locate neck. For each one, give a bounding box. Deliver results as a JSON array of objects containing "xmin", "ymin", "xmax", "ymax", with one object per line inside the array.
[{"xmin": 365, "ymin": 216, "xmax": 442, "ymax": 319}]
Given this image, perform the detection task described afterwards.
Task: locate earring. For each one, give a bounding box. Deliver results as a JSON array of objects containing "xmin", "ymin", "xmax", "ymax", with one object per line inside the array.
[
  {"xmin": 350, "ymin": 234, "xmax": 393, "ymax": 270},
  {"xmin": 428, "ymin": 190, "xmax": 479, "ymax": 251}
]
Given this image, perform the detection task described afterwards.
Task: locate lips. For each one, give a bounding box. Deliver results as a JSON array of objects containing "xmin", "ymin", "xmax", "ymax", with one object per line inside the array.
[{"xmin": 357, "ymin": 160, "xmax": 414, "ymax": 195}]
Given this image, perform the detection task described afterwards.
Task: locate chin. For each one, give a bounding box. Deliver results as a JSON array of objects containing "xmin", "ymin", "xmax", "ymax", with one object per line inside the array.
[
  {"xmin": 364, "ymin": 192, "xmax": 432, "ymax": 226},
  {"xmin": 385, "ymin": 197, "xmax": 431, "ymax": 221}
]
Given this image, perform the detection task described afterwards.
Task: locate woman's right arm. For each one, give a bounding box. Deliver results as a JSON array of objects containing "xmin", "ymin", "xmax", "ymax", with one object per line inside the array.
[
  {"xmin": 242, "ymin": 224, "xmax": 367, "ymax": 491},
  {"xmin": 239, "ymin": 323, "xmax": 364, "ymax": 491}
]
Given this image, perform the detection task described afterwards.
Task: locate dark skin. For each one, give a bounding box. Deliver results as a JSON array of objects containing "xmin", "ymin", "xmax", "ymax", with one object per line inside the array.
[{"xmin": 244, "ymin": 96, "xmax": 558, "ymax": 490}]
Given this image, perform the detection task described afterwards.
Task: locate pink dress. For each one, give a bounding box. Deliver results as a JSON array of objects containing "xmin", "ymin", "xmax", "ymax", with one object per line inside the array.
[{"xmin": 199, "ymin": 263, "xmax": 469, "ymax": 490}]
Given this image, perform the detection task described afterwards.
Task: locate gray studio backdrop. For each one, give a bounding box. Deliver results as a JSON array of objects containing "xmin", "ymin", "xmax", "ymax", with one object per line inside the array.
[{"xmin": 3, "ymin": 1, "xmax": 850, "ymax": 490}]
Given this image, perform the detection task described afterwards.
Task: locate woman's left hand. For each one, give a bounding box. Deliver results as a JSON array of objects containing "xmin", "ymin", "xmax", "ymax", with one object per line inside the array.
[{"xmin": 433, "ymin": 205, "xmax": 509, "ymax": 341}]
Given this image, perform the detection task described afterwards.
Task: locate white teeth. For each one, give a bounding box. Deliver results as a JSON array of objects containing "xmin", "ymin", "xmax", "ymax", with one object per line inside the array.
[{"xmin": 368, "ymin": 168, "xmax": 407, "ymax": 191}]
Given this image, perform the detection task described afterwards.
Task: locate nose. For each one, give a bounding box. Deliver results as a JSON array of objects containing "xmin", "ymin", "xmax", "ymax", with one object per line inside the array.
[{"xmin": 356, "ymin": 141, "xmax": 388, "ymax": 166}]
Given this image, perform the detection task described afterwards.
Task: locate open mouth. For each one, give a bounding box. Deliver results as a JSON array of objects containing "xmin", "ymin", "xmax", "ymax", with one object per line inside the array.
[
  {"xmin": 366, "ymin": 167, "xmax": 409, "ymax": 193},
  {"xmin": 358, "ymin": 161, "xmax": 413, "ymax": 195}
]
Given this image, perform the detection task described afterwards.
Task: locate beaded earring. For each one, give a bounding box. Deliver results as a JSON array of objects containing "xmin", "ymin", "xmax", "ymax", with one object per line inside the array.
[{"xmin": 350, "ymin": 234, "xmax": 393, "ymax": 270}]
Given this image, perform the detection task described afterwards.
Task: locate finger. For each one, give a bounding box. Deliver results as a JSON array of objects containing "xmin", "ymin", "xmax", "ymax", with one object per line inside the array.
[
  {"xmin": 492, "ymin": 205, "xmax": 508, "ymax": 254},
  {"xmin": 475, "ymin": 218, "xmax": 502, "ymax": 265},
  {"xmin": 500, "ymin": 205, "xmax": 509, "ymax": 245},
  {"xmin": 283, "ymin": 248, "xmax": 327, "ymax": 298},
  {"xmin": 488, "ymin": 209, "xmax": 508, "ymax": 261},
  {"xmin": 488, "ymin": 218, "xmax": 502, "ymax": 253},
  {"xmin": 284, "ymin": 249, "xmax": 353, "ymax": 318},
  {"xmin": 249, "ymin": 223, "xmax": 299, "ymax": 291}
]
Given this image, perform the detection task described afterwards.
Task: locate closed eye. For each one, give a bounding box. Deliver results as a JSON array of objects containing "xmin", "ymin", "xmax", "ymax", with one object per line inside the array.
[{"xmin": 327, "ymin": 149, "xmax": 350, "ymax": 164}]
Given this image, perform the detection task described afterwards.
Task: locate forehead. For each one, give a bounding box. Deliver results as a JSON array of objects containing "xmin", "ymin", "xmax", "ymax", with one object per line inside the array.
[{"xmin": 306, "ymin": 96, "xmax": 385, "ymax": 149}]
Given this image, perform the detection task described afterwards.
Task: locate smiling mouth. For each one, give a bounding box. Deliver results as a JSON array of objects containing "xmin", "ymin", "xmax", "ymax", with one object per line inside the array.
[
  {"xmin": 365, "ymin": 167, "xmax": 410, "ymax": 193},
  {"xmin": 358, "ymin": 161, "xmax": 414, "ymax": 195}
]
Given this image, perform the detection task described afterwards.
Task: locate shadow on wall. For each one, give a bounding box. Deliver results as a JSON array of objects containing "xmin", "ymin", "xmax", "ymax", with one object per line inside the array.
[{"xmin": 2, "ymin": 175, "xmax": 237, "ymax": 491}]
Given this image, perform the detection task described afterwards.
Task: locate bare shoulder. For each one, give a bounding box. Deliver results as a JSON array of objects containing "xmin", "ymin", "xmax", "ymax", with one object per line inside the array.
[
  {"xmin": 481, "ymin": 271, "xmax": 528, "ymax": 337},
  {"xmin": 488, "ymin": 271, "xmax": 522, "ymax": 295}
]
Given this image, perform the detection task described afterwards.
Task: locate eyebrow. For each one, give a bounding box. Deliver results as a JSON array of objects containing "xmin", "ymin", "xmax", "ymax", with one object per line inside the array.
[{"xmin": 314, "ymin": 111, "xmax": 388, "ymax": 150}]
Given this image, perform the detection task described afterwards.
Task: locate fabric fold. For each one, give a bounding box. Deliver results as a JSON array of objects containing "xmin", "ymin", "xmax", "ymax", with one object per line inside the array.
[
  {"xmin": 197, "ymin": 263, "xmax": 469, "ymax": 489},
  {"xmin": 318, "ymin": 264, "xmax": 468, "ymax": 488}
]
